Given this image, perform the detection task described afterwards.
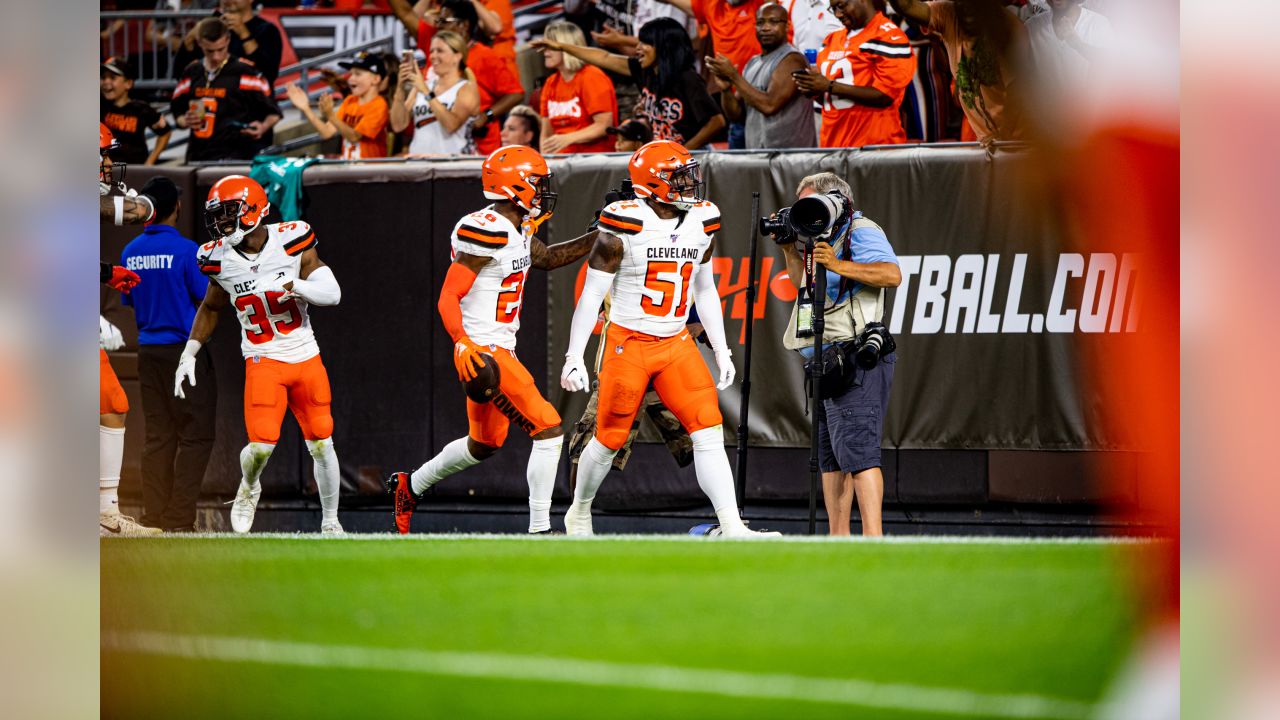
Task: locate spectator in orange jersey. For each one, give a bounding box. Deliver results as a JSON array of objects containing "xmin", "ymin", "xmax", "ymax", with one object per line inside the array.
[
  {"xmin": 286, "ymin": 52, "xmax": 390, "ymax": 160},
  {"xmin": 793, "ymin": 0, "xmax": 917, "ymax": 148},
  {"xmin": 471, "ymin": 0, "xmax": 520, "ymax": 80},
  {"xmin": 388, "ymin": 0, "xmax": 525, "ymax": 157},
  {"xmin": 888, "ymin": 0, "xmax": 1027, "ymax": 142},
  {"xmin": 537, "ymin": 21, "xmax": 618, "ymax": 155}
]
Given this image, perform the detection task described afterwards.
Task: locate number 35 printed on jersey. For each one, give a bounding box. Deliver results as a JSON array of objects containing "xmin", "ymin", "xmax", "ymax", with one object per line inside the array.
[{"xmin": 235, "ymin": 291, "xmax": 303, "ymax": 344}]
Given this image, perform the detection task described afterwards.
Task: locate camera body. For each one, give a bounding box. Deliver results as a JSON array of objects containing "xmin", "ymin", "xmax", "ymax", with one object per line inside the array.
[
  {"xmin": 759, "ymin": 190, "xmax": 852, "ymax": 244},
  {"xmin": 853, "ymin": 322, "xmax": 895, "ymax": 370}
]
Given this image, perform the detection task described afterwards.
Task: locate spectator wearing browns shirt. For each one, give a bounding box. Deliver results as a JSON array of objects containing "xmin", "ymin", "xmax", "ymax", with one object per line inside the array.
[
  {"xmin": 101, "ymin": 57, "xmax": 172, "ymax": 165},
  {"xmin": 538, "ymin": 21, "xmax": 617, "ymax": 155}
]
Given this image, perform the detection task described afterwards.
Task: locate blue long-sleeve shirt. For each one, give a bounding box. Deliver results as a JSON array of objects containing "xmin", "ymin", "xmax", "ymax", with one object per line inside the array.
[{"xmin": 120, "ymin": 224, "xmax": 207, "ymax": 345}]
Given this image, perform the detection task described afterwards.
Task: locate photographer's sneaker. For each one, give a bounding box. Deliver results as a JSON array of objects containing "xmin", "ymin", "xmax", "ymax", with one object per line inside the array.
[
  {"xmin": 563, "ymin": 501, "xmax": 594, "ymax": 536},
  {"xmin": 384, "ymin": 471, "xmax": 418, "ymax": 535},
  {"xmin": 99, "ymin": 509, "xmax": 162, "ymax": 537},
  {"xmin": 227, "ymin": 482, "xmax": 261, "ymax": 534},
  {"xmin": 713, "ymin": 522, "xmax": 781, "ymax": 539},
  {"xmin": 320, "ymin": 519, "xmax": 345, "ymax": 535}
]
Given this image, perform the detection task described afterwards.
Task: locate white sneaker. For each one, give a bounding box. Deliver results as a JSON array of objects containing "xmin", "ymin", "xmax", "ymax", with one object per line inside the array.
[
  {"xmin": 713, "ymin": 523, "xmax": 782, "ymax": 538},
  {"xmin": 320, "ymin": 519, "xmax": 344, "ymax": 535},
  {"xmin": 563, "ymin": 501, "xmax": 594, "ymax": 536},
  {"xmin": 100, "ymin": 509, "xmax": 162, "ymax": 537},
  {"xmin": 228, "ymin": 482, "xmax": 261, "ymax": 533}
]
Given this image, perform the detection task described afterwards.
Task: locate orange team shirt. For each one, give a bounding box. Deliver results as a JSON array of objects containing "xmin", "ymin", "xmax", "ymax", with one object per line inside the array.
[
  {"xmin": 692, "ymin": 0, "xmax": 764, "ymax": 71},
  {"xmin": 539, "ymin": 66, "xmax": 618, "ymax": 154},
  {"xmin": 480, "ymin": 0, "xmax": 519, "ymax": 80},
  {"xmin": 924, "ymin": 0, "xmax": 1025, "ymax": 142},
  {"xmin": 336, "ymin": 94, "xmax": 389, "ymax": 159},
  {"xmin": 816, "ymin": 13, "xmax": 916, "ymax": 148}
]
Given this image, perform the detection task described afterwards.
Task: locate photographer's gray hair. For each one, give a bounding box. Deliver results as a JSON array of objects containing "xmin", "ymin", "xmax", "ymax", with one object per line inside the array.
[{"xmin": 796, "ymin": 172, "xmax": 852, "ymax": 200}]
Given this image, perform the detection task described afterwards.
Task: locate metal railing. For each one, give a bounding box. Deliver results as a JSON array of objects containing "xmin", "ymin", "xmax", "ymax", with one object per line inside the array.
[{"xmin": 100, "ymin": 9, "xmax": 211, "ymax": 91}]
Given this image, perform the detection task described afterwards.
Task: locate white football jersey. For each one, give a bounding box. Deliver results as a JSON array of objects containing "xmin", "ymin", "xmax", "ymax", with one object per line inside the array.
[
  {"xmin": 596, "ymin": 199, "xmax": 721, "ymax": 338},
  {"xmin": 450, "ymin": 206, "xmax": 533, "ymax": 350},
  {"xmin": 197, "ymin": 221, "xmax": 321, "ymax": 364}
]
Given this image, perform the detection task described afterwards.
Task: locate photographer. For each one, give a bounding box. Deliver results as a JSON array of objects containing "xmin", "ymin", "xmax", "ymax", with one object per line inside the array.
[{"xmin": 769, "ymin": 172, "xmax": 901, "ymax": 536}]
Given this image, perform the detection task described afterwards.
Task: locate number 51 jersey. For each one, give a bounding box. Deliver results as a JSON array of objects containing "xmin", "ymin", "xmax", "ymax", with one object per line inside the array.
[
  {"xmin": 597, "ymin": 199, "xmax": 721, "ymax": 338},
  {"xmin": 451, "ymin": 207, "xmax": 532, "ymax": 351},
  {"xmin": 197, "ymin": 222, "xmax": 321, "ymax": 363}
]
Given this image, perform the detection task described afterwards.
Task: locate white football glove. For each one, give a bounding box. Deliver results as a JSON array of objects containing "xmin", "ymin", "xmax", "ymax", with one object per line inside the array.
[
  {"xmin": 174, "ymin": 341, "xmax": 200, "ymax": 399},
  {"xmin": 99, "ymin": 316, "xmax": 124, "ymax": 352},
  {"xmin": 258, "ymin": 272, "xmax": 297, "ymax": 300},
  {"xmin": 561, "ymin": 354, "xmax": 589, "ymax": 393},
  {"xmin": 714, "ymin": 348, "xmax": 736, "ymax": 390}
]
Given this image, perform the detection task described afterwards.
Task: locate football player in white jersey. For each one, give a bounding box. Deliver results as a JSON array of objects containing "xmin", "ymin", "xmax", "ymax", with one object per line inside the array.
[
  {"xmin": 559, "ymin": 140, "xmax": 779, "ymax": 537},
  {"xmin": 99, "ymin": 123, "xmax": 161, "ymax": 537},
  {"xmin": 385, "ymin": 145, "xmax": 597, "ymax": 534},
  {"xmin": 175, "ymin": 175, "xmax": 345, "ymax": 535}
]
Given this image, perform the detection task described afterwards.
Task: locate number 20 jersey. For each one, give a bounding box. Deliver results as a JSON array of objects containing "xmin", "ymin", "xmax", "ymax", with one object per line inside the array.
[
  {"xmin": 451, "ymin": 207, "xmax": 532, "ymax": 351},
  {"xmin": 197, "ymin": 222, "xmax": 320, "ymax": 364},
  {"xmin": 596, "ymin": 199, "xmax": 721, "ymax": 338}
]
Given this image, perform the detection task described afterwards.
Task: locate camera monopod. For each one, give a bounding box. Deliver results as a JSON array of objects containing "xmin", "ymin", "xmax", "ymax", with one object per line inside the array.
[
  {"xmin": 733, "ymin": 193, "xmax": 762, "ymax": 512},
  {"xmin": 805, "ymin": 234, "xmax": 827, "ymax": 536}
]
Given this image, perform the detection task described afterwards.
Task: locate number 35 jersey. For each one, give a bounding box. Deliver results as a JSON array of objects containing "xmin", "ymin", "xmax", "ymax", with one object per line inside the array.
[
  {"xmin": 451, "ymin": 206, "xmax": 532, "ymax": 351},
  {"xmin": 198, "ymin": 222, "xmax": 321, "ymax": 364},
  {"xmin": 597, "ymin": 199, "xmax": 720, "ymax": 338}
]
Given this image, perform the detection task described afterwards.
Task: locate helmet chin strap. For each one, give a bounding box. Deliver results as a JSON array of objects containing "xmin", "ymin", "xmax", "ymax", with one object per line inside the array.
[{"xmin": 224, "ymin": 214, "xmax": 263, "ymax": 247}]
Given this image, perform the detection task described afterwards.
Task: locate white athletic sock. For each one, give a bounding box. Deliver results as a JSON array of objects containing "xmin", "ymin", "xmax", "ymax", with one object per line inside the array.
[
  {"xmin": 526, "ymin": 436, "xmax": 563, "ymax": 532},
  {"xmin": 307, "ymin": 438, "xmax": 341, "ymax": 523},
  {"xmin": 690, "ymin": 426, "xmax": 745, "ymax": 531},
  {"xmin": 99, "ymin": 425, "xmax": 125, "ymax": 513},
  {"xmin": 573, "ymin": 437, "xmax": 617, "ymax": 505},
  {"xmin": 239, "ymin": 442, "xmax": 275, "ymax": 492},
  {"xmin": 411, "ymin": 437, "xmax": 479, "ymax": 495}
]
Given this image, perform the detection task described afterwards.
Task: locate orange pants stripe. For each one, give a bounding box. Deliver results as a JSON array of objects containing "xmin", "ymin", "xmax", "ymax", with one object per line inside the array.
[
  {"xmin": 594, "ymin": 324, "xmax": 721, "ymax": 450},
  {"xmin": 100, "ymin": 348, "xmax": 129, "ymax": 415},
  {"xmin": 244, "ymin": 354, "xmax": 333, "ymax": 443},
  {"xmin": 467, "ymin": 347, "xmax": 561, "ymax": 448}
]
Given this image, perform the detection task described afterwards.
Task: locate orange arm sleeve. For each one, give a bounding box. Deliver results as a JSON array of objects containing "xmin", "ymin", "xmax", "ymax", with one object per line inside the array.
[{"xmin": 438, "ymin": 261, "xmax": 479, "ymax": 342}]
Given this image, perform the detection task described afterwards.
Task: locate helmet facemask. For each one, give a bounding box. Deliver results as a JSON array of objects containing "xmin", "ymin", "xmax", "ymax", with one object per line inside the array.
[
  {"xmin": 664, "ymin": 162, "xmax": 704, "ymax": 211},
  {"xmin": 205, "ymin": 198, "xmax": 261, "ymax": 247},
  {"xmin": 99, "ymin": 155, "xmax": 126, "ymax": 195},
  {"xmin": 529, "ymin": 173, "xmax": 557, "ymax": 219}
]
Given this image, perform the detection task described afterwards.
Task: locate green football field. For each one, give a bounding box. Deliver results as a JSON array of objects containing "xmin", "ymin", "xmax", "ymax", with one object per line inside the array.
[{"xmin": 101, "ymin": 535, "xmax": 1147, "ymax": 719}]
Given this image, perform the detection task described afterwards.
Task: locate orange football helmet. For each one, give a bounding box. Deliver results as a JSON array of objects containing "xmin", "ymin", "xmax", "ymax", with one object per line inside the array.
[
  {"xmin": 628, "ymin": 140, "xmax": 704, "ymax": 210},
  {"xmin": 482, "ymin": 145, "xmax": 556, "ymax": 218},
  {"xmin": 99, "ymin": 122, "xmax": 124, "ymax": 191},
  {"xmin": 205, "ymin": 175, "xmax": 271, "ymax": 245}
]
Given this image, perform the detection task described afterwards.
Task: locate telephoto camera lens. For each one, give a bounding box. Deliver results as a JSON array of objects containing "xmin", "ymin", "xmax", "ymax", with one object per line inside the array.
[{"xmin": 855, "ymin": 334, "xmax": 884, "ymax": 370}]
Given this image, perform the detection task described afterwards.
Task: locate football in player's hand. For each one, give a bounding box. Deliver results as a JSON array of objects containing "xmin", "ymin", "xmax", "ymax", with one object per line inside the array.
[{"xmin": 463, "ymin": 353, "xmax": 501, "ymax": 403}]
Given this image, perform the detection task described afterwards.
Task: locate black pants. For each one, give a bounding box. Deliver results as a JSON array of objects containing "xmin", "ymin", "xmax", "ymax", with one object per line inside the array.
[{"xmin": 137, "ymin": 344, "xmax": 216, "ymax": 530}]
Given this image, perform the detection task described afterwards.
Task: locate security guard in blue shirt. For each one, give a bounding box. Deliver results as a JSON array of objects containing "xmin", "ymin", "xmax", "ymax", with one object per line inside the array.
[{"xmin": 120, "ymin": 177, "xmax": 216, "ymax": 532}]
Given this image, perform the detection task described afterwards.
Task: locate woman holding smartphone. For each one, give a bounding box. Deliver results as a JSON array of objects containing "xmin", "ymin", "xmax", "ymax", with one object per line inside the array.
[{"xmin": 390, "ymin": 31, "xmax": 480, "ymax": 156}]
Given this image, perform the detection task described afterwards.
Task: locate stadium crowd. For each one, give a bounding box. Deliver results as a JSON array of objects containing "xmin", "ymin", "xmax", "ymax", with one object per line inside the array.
[{"xmin": 100, "ymin": 0, "xmax": 1115, "ymax": 165}]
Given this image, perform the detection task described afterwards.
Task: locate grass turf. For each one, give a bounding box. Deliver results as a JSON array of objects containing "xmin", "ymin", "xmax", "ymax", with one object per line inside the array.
[{"xmin": 101, "ymin": 536, "xmax": 1146, "ymax": 719}]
